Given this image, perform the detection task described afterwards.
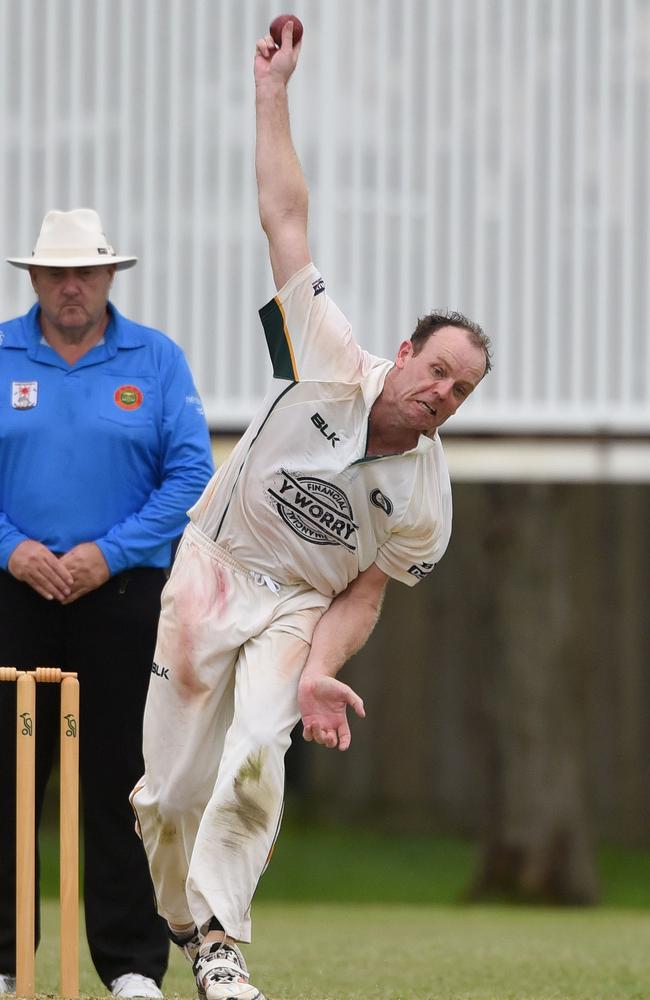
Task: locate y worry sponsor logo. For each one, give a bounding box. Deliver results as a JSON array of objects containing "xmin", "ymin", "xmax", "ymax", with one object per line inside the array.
[{"xmin": 268, "ymin": 470, "xmax": 358, "ymax": 551}]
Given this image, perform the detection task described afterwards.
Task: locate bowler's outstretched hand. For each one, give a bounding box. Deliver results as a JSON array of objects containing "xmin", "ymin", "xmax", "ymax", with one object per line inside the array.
[
  {"xmin": 298, "ymin": 674, "xmax": 366, "ymax": 752},
  {"xmin": 254, "ymin": 19, "xmax": 302, "ymax": 85}
]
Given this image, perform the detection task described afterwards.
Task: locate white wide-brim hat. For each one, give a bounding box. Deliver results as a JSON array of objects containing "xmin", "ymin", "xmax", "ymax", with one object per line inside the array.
[{"xmin": 7, "ymin": 208, "xmax": 137, "ymax": 270}]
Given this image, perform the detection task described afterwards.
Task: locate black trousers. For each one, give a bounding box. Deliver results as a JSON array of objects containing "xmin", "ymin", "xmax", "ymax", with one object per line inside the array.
[{"xmin": 0, "ymin": 569, "xmax": 169, "ymax": 988}]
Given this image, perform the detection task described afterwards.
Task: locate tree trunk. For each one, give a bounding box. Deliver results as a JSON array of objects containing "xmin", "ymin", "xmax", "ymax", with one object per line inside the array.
[{"xmin": 468, "ymin": 484, "xmax": 600, "ymax": 904}]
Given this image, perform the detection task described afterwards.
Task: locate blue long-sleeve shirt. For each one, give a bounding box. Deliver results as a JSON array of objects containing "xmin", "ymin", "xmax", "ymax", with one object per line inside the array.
[{"xmin": 0, "ymin": 302, "xmax": 214, "ymax": 573}]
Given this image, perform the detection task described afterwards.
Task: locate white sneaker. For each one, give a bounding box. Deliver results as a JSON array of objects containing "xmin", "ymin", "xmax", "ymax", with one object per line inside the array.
[
  {"xmin": 110, "ymin": 973, "xmax": 164, "ymax": 998},
  {"xmin": 0, "ymin": 974, "xmax": 15, "ymax": 994},
  {"xmin": 193, "ymin": 941, "xmax": 265, "ymax": 1000}
]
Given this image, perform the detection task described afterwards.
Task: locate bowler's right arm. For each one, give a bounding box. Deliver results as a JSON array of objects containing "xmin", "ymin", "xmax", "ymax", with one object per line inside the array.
[{"xmin": 254, "ymin": 21, "xmax": 310, "ymax": 291}]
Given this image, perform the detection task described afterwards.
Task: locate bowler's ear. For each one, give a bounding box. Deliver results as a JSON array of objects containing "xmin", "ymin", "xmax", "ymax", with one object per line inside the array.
[{"xmin": 395, "ymin": 340, "xmax": 413, "ymax": 369}]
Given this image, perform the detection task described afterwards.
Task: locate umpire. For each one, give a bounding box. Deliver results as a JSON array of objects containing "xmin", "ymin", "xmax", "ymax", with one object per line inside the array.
[{"xmin": 0, "ymin": 209, "xmax": 214, "ymax": 997}]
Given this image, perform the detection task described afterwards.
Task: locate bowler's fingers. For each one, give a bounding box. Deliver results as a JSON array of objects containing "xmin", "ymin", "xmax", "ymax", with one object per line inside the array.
[
  {"xmin": 303, "ymin": 722, "xmax": 328, "ymax": 744},
  {"xmin": 348, "ymin": 692, "xmax": 366, "ymax": 720},
  {"xmin": 280, "ymin": 20, "xmax": 295, "ymax": 49},
  {"xmin": 280, "ymin": 21, "xmax": 302, "ymax": 61},
  {"xmin": 255, "ymin": 35, "xmax": 275, "ymax": 61},
  {"xmin": 339, "ymin": 681, "xmax": 365, "ymax": 720},
  {"xmin": 334, "ymin": 691, "xmax": 365, "ymax": 750},
  {"xmin": 303, "ymin": 722, "xmax": 343, "ymax": 751}
]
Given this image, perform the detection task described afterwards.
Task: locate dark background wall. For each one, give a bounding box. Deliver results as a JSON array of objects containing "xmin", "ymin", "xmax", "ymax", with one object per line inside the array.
[{"xmin": 289, "ymin": 483, "xmax": 650, "ymax": 848}]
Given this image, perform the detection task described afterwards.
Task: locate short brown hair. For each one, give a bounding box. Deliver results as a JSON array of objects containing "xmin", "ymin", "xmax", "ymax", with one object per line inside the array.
[{"xmin": 410, "ymin": 310, "xmax": 492, "ymax": 375}]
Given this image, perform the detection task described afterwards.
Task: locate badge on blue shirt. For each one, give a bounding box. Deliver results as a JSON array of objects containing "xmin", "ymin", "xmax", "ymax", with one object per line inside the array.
[{"xmin": 12, "ymin": 381, "xmax": 38, "ymax": 409}]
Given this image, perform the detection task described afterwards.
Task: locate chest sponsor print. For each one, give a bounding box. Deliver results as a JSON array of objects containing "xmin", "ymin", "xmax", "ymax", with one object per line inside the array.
[
  {"xmin": 268, "ymin": 470, "xmax": 358, "ymax": 551},
  {"xmin": 12, "ymin": 381, "xmax": 38, "ymax": 409}
]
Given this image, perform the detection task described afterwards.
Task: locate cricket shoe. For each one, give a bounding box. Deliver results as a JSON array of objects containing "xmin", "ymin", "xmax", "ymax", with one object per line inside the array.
[
  {"xmin": 168, "ymin": 924, "xmax": 202, "ymax": 963},
  {"xmin": 0, "ymin": 973, "xmax": 16, "ymax": 994},
  {"xmin": 193, "ymin": 940, "xmax": 265, "ymax": 1000},
  {"xmin": 110, "ymin": 972, "xmax": 164, "ymax": 998}
]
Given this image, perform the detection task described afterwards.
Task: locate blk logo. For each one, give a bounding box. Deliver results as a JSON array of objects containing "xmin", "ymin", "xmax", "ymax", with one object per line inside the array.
[
  {"xmin": 152, "ymin": 661, "xmax": 170, "ymax": 680},
  {"xmin": 408, "ymin": 561, "xmax": 435, "ymax": 580},
  {"xmin": 311, "ymin": 412, "xmax": 340, "ymax": 448}
]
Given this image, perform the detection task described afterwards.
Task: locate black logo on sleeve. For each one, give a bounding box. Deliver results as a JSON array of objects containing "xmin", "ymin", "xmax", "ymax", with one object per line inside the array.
[
  {"xmin": 369, "ymin": 489, "xmax": 394, "ymax": 516},
  {"xmin": 408, "ymin": 561, "xmax": 435, "ymax": 580},
  {"xmin": 311, "ymin": 412, "xmax": 341, "ymax": 448},
  {"xmin": 268, "ymin": 471, "xmax": 358, "ymax": 551},
  {"xmin": 312, "ymin": 277, "xmax": 325, "ymax": 296}
]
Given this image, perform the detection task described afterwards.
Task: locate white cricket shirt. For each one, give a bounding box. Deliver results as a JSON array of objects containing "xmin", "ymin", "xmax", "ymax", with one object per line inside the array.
[{"xmin": 189, "ymin": 263, "xmax": 452, "ymax": 597}]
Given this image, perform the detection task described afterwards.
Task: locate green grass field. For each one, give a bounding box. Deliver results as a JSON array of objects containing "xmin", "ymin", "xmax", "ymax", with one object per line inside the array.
[
  {"xmin": 33, "ymin": 823, "xmax": 650, "ymax": 999},
  {"xmin": 36, "ymin": 899, "xmax": 650, "ymax": 1000}
]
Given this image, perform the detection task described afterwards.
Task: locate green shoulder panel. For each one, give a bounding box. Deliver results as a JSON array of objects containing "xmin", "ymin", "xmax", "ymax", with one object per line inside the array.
[{"xmin": 258, "ymin": 297, "xmax": 298, "ymax": 381}]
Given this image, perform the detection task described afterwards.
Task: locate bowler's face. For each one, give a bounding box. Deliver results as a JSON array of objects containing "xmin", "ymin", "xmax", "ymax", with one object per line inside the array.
[
  {"xmin": 392, "ymin": 327, "xmax": 487, "ymax": 432},
  {"xmin": 30, "ymin": 265, "xmax": 115, "ymax": 336}
]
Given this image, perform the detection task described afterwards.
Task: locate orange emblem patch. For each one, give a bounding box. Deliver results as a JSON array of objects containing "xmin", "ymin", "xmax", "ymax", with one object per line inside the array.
[{"xmin": 114, "ymin": 384, "xmax": 144, "ymax": 410}]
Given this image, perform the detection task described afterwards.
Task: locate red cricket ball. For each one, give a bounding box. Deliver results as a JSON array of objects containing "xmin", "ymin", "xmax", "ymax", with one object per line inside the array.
[{"xmin": 269, "ymin": 13, "xmax": 304, "ymax": 47}]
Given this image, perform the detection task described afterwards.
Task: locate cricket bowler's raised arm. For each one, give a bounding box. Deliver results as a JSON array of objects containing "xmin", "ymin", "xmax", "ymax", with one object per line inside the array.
[
  {"xmin": 254, "ymin": 21, "xmax": 310, "ymax": 290},
  {"xmin": 297, "ymin": 563, "xmax": 389, "ymax": 752}
]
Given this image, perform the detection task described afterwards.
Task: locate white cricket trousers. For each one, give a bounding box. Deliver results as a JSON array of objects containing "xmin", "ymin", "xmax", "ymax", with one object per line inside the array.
[{"xmin": 131, "ymin": 522, "xmax": 331, "ymax": 942}]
